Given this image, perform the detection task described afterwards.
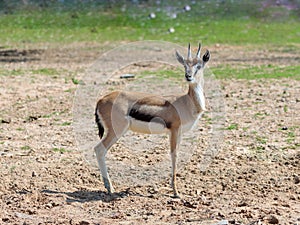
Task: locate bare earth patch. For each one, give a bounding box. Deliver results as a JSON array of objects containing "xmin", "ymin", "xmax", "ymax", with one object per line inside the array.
[{"xmin": 0, "ymin": 43, "xmax": 299, "ymax": 225}]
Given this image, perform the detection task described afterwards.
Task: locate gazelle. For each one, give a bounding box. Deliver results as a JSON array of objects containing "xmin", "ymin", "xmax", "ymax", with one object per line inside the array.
[{"xmin": 94, "ymin": 43, "xmax": 210, "ymax": 198}]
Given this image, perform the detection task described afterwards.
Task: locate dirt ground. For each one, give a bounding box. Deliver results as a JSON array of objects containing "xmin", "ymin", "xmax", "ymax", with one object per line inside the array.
[{"xmin": 0, "ymin": 42, "xmax": 299, "ymax": 225}]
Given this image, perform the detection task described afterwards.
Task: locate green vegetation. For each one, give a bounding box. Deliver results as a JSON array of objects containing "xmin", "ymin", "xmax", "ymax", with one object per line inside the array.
[
  {"xmin": 256, "ymin": 136, "xmax": 267, "ymax": 144},
  {"xmin": 61, "ymin": 121, "xmax": 72, "ymax": 126},
  {"xmin": 21, "ymin": 145, "xmax": 31, "ymax": 150},
  {"xmin": 0, "ymin": 1, "xmax": 299, "ymax": 46},
  {"xmin": 0, "ymin": 68, "xmax": 24, "ymax": 76},
  {"xmin": 134, "ymin": 64, "xmax": 300, "ymax": 80},
  {"xmin": 71, "ymin": 77, "xmax": 80, "ymax": 85},
  {"xmin": 0, "ymin": 1, "xmax": 299, "ymax": 81},
  {"xmin": 52, "ymin": 147, "xmax": 68, "ymax": 153},
  {"xmin": 0, "ymin": 68, "xmax": 63, "ymax": 77},
  {"xmin": 32, "ymin": 68, "xmax": 60, "ymax": 77},
  {"xmin": 213, "ymin": 65, "xmax": 300, "ymax": 80},
  {"xmin": 225, "ymin": 123, "xmax": 239, "ymax": 130},
  {"xmin": 10, "ymin": 165, "xmax": 16, "ymax": 173},
  {"xmin": 140, "ymin": 68, "xmax": 182, "ymax": 80}
]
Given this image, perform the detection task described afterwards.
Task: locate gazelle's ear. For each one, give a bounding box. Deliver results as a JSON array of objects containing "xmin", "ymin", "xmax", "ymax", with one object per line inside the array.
[
  {"xmin": 175, "ymin": 50, "xmax": 185, "ymax": 65},
  {"xmin": 196, "ymin": 43, "xmax": 202, "ymax": 59},
  {"xmin": 202, "ymin": 49, "xmax": 210, "ymax": 63}
]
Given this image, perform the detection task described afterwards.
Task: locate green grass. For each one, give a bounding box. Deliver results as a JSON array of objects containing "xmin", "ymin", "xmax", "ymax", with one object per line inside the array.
[
  {"xmin": 21, "ymin": 145, "xmax": 31, "ymax": 150},
  {"xmin": 134, "ymin": 64, "xmax": 300, "ymax": 80},
  {"xmin": 10, "ymin": 166, "xmax": 16, "ymax": 173},
  {"xmin": 0, "ymin": 2, "xmax": 299, "ymax": 82},
  {"xmin": 256, "ymin": 136, "xmax": 267, "ymax": 144},
  {"xmin": 0, "ymin": 69, "xmax": 24, "ymax": 76},
  {"xmin": 0, "ymin": 68, "xmax": 73, "ymax": 78},
  {"xmin": 71, "ymin": 77, "xmax": 80, "ymax": 85},
  {"xmin": 32, "ymin": 68, "xmax": 60, "ymax": 77},
  {"xmin": 52, "ymin": 147, "xmax": 68, "ymax": 153},
  {"xmin": 139, "ymin": 68, "xmax": 182, "ymax": 80},
  {"xmin": 225, "ymin": 123, "xmax": 239, "ymax": 130},
  {"xmin": 213, "ymin": 65, "xmax": 300, "ymax": 80},
  {"xmin": 60, "ymin": 121, "xmax": 71, "ymax": 126},
  {"xmin": 0, "ymin": 3, "xmax": 299, "ymax": 46}
]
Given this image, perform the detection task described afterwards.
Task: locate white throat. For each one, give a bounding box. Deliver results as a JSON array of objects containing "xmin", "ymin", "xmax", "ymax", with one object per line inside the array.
[
  {"xmin": 189, "ymin": 82, "xmax": 206, "ymax": 112},
  {"xmin": 195, "ymin": 83, "xmax": 206, "ymax": 111}
]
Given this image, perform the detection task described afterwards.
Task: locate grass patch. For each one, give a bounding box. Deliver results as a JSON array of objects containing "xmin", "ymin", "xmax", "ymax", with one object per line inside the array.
[
  {"xmin": 52, "ymin": 147, "xmax": 68, "ymax": 153},
  {"xmin": 120, "ymin": 65, "xmax": 299, "ymax": 81},
  {"xmin": 32, "ymin": 68, "xmax": 60, "ymax": 77},
  {"xmin": 21, "ymin": 145, "xmax": 31, "ymax": 150},
  {"xmin": 225, "ymin": 123, "xmax": 238, "ymax": 130},
  {"xmin": 286, "ymin": 131, "xmax": 296, "ymax": 144},
  {"xmin": 253, "ymin": 146, "xmax": 265, "ymax": 154},
  {"xmin": 61, "ymin": 121, "xmax": 71, "ymax": 126},
  {"xmin": 0, "ymin": 68, "xmax": 24, "ymax": 76},
  {"xmin": 139, "ymin": 68, "xmax": 182, "ymax": 80},
  {"xmin": 0, "ymin": 68, "xmax": 70, "ymax": 78},
  {"xmin": 71, "ymin": 77, "xmax": 80, "ymax": 85},
  {"xmin": 213, "ymin": 65, "xmax": 300, "ymax": 80},
  {"xmin": 256, "ymin": 136, "xmax": 267, "ymax": 144},
  {"xmin": 10, "ymin": 166, "xmax": 16, "ymax": 173},
  {"xmin": 0, "ymin": 2, "xmax": 299, "ymax": 46}
]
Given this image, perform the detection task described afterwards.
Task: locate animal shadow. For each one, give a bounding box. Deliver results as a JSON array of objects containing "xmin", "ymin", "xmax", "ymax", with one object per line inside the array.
[{"xmin": 42, "ymin": 188, "xmax": 145, "ymax": 203}]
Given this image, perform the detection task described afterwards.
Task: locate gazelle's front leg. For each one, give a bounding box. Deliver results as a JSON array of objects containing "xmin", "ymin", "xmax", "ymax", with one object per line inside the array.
[{"xmin": 170, "ymin": 128, "xmax": 181, "ymax": 198}]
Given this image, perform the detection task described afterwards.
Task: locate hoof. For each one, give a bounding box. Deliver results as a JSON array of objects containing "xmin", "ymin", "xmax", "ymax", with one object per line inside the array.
[
  {"xmin": 107, "ymin": 188, "xmax": 115, "ymax": 195},
  {"xmin": 172, "ymin": 193, "xmax": 181, "ymax": 199},
  {"xmin": 103, "ymin": 177, "xmax": 115, "ymax": 194}
]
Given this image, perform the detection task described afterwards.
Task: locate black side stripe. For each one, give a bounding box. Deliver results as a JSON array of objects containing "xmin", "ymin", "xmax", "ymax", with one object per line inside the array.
[{"xmin": 129, "ymin": 108, "xmax": 172, "ymax": 129}]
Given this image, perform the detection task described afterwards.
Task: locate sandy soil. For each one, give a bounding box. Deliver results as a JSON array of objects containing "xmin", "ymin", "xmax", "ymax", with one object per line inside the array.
[{"xmin": 0, "ymin": 43, "xmax": 299, "ymax": 225}]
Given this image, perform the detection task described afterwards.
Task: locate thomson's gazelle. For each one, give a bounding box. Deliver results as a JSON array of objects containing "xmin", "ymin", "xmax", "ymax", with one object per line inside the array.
[{"xmin": 94, "ymin": 43, "xmax": 210, "ymax": 198}]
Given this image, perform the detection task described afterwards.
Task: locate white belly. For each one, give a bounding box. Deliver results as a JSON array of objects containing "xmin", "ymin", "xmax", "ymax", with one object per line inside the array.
[
  {"xmin": 129, "ymin": 118, "xmax": 169, "ymax": 134},
  {"xmin": 128, "ymin": 112, "xmax": 203, "ymax": 134}
]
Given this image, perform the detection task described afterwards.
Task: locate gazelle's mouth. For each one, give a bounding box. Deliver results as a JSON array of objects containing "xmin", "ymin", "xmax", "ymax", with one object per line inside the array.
[{"xmin": 186, "ymin": 77, "xmax": 194, "ymax": 82}]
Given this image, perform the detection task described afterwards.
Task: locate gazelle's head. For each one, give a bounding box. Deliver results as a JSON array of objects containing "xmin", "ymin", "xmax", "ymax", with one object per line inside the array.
[{"xmin": 175, "ymin": 43, "xmax": 210, "ymax": 83}]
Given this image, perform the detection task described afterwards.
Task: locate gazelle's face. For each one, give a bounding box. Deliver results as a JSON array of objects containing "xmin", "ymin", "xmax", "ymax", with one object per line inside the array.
[{"xmin": 176, "ymin": 43, "xmax": 210, "ymax": 83}]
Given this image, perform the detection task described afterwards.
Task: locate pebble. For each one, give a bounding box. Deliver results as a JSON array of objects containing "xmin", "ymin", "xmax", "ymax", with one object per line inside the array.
[
  {"xmin": 149, "ymin": 12, "xmax": 156, "ymax": 19},
  {"xmin": 293, "ymin": 175, "xmax": 299, "ymax": 184},
  {"xmin": 32, "ymin": 171, "xmax": 37, "ymax": 177},
  {"xmin": 184, "ymin": 5, "xmax": 191, "ymax": 11},
  {"xmin": 168, "ymin": 27, "xmax": 175, "ymax": 33},
  {"xmin": 1, "ymin": 118, "xmax": 11, "ymax": 124},
  {"xmin": 265, "ymin": 215, "xmax": 279, "ymax": 224},
  {"xmin": 120, "ymin": 74, "xmax": 135, "ymax": 79}
]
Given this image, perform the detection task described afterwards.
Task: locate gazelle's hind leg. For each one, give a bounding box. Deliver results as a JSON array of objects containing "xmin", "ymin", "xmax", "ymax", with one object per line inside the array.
[
  {"xmin": 94, "ymin": 134, "xmax": 117, "ymax": 194},
  {"xmin": 94, "ymin": 119, "xmax": 129, "ymax": 194}
]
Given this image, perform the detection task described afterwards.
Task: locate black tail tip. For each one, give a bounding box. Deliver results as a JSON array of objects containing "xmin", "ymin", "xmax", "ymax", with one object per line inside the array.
[{"xmin": 95, "ymin": 112, "xmax": 104, "ymax": 139}]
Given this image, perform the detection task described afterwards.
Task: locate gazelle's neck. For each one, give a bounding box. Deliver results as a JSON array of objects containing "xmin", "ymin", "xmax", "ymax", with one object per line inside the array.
[{"xmin": 187, "ymin": 82, "xmax": 206, "ymax": 113}]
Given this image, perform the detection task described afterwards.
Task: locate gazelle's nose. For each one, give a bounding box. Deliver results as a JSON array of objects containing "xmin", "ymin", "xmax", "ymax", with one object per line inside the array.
[{"xmin": 185, "ymin": 73, "xmax": 192, "ymax": 81}]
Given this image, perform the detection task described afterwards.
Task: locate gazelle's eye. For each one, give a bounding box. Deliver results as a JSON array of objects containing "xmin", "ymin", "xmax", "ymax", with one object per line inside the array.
[{"xmin": 196, "ymin": 65, "xmax": 201, "ymax": 70}]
